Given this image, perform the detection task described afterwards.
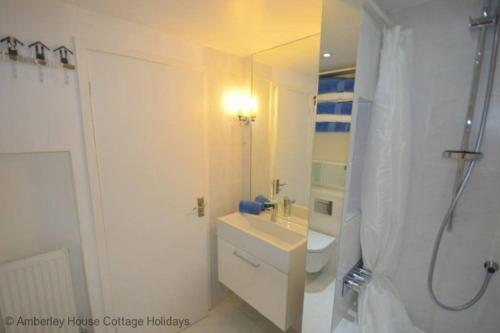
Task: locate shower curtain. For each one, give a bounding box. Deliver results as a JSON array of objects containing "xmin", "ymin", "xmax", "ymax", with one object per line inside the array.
[{"xmin": 358, "ymin": 26, "xmax": 420, "ymax": 333}]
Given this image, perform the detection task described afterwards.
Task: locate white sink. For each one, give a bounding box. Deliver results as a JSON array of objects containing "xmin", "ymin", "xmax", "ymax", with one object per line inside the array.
[
  {"xmin": 217, "ymin": 212, "xmax": 307, "ymax": 330},
  {"xmin": 217, "ymin": 212, "xmax": 306, "ymax": 274}
]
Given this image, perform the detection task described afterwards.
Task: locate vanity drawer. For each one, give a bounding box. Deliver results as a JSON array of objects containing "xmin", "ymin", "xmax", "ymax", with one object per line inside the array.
[{"xmin": 218, "ymin": 238, "xmax": 289, "ymax": 330}]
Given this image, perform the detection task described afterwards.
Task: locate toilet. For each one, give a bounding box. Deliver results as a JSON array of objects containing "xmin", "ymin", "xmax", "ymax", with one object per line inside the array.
[
  {"xmin": 306, "ymin": 186, "xmax": 343, "ymax": 273},
  {"xmin": 306, "ymin": 229, "xmax": 336, "ymax": 273}
]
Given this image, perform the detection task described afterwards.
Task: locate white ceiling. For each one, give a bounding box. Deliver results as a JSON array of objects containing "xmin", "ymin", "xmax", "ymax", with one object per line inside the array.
[
  {"xmin": 318, "ymin": 0, "xmax": 434, "ymax": 72},
  {"xmin": 63, "ymin": 0, "xmax": 323, "ymax": 56},
  {"xmin": 377, "ymin": 0, "xmax": 433, "ymax": 12},
  {"xmin": 319, "ymin": 0, "xmax": 362, "ymax": 72},
  {"xmin": 253, "ymin": 34, "xmax": 321, "ymax": 75},
  {"xmin": 253, "ymin": 0, "xmax": 364, "ymax": 76}
]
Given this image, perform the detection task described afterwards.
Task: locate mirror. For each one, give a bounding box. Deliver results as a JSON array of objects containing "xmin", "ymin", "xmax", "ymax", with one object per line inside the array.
[
  {"xmin": 250, "ymin": 0, "xmax": 363, "ymax": 332},
  {"xmin": 251, "ymin": 35, "xmax": 320, "ymax": 214},
  {"xmin": 305, "ymin": 1, "xmax": 362, "ymax": 332}
]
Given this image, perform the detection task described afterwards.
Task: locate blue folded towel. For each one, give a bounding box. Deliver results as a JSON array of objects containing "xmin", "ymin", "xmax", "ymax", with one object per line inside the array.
[
  {"xmin": 315, "ymin": 122, "xmax": 351, "ymax": 132},
  {"xmin": 255, "ymin": 195, "xmax": 270, "ymax": 204},
  {"xmin": 239, "ymin": 200, "xmax": 264, "ymax": 215},
  {"xmin": 318, "ymin": 77, "xmax": 355, "ymax": 94},
  {"xmin": 255, "ymin": 195, "xmax": 275, "ymax": 211},
  {"xmin": 317, "ymin": 102, "xmax": 352, "ymax": 115}
]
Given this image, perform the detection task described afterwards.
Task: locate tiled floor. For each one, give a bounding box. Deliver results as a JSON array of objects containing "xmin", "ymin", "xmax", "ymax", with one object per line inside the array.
[
  {"xmin": 302, "ymin": 273, "xmax": 336, "ymax": 333},
  {"xmin": 332, "ymin": 319, "xmax": 360, "ymax": 333},
  {"xmin": 183, "ymin": 294, "xmax": 294, "ymax": 333},
  {"xmin": 184, "ymin": 273, "xmax": 356, "ymax": 333},
  {"xmin": 183, "ymin": 283, "xmax": 416, "ymax": 333}
]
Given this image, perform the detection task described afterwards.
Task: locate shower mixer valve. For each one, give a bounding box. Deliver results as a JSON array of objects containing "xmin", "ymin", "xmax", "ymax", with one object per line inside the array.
[{"xmin": 342, "ymin": 260, "xmax": 372, "ymax": 296}]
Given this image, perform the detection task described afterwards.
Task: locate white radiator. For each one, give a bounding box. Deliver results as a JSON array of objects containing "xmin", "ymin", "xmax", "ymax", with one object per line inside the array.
[{"xmin": 0, "ymin": 249, "xmax": 79, "ymax": 333}]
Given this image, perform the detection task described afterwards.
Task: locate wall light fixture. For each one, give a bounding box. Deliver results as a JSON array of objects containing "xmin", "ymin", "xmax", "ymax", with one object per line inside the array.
[{"xmin": 223, "ymin": 90, "xmax": 258, "ymax": 125}]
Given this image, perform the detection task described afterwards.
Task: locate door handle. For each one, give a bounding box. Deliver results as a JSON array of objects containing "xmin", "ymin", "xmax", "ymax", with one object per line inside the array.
[{"xmin": 193, "ymin": 197, "xmax": 207, "ymax": 217}]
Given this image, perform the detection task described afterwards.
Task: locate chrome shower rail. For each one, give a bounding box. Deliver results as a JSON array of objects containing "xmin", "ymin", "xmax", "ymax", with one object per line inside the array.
[
  {"xmin": 428, "ymin": 1, "xmax": 500, "ymax": 311},
  {"xmin": 446, "ymin": 13, "xmax": 488, "ymax": 233}
]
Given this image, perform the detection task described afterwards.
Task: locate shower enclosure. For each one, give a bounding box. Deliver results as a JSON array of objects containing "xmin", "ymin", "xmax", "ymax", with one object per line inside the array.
[
  {"xmin": 427, "ymin": 0, "xmax": 499, "ymax": 311},
  {"xmin": 322, "ymin": 0, "xmax": 500, "ymax": 332}
]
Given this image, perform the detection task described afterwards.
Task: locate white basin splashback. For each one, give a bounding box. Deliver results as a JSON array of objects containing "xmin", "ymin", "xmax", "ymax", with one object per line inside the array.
[{"xmin": 217, "ymin": 212, "xmax": 306, "ymax": 273}]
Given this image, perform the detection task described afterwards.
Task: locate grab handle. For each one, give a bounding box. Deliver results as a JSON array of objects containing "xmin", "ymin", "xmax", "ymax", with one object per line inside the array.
[{"xmin": 232, "ymin": 250, "xmax": 260, "ymax": 268}]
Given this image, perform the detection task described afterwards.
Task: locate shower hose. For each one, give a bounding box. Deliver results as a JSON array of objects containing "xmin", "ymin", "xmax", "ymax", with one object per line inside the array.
[{"xmin": 427, "ymin": 18, "xmax": 500, "ymax": 311}]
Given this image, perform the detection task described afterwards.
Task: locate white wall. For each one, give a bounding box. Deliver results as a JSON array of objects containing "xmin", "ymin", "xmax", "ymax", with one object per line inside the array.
[
  {"xmin": 331, "ymin": 7, "xmax": 381, "ymax": 328},
  {"xmin": 251, "ymin": 68, "xmax": 273, "ymax": 200},
  {"xmin": 205, "ymin": 48, "xmax": 251, "ymax": 306},
  {"xmin": 0, "ymin": 0, "xmax": 250, "ymax": 326},
  {"xmin": 0, "ymin": 0, "xmax": 109, "ymax": 321},
  {"xmin": 313, "ymin": 133, "xmax": 350, "ymax": 163},
  {"xmin": 391, "ymin": 1, "xmax": 500, "ymax": 332},
  {"xmin": 0, "ymin": 152, "xmax": 90, "ymax": 332}
]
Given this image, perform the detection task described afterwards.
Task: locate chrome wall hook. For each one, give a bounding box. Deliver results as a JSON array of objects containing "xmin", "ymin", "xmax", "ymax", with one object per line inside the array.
[
  {"xmin": 28, "ymin": 41, "xmax": 50, "ymax": 65},
  {"xmin": 0, "ymin": 36, "xmax": 24, "ymax": 59},
  {"xmin": 0, "ymin": 37, "xmax": 76, "ymax": 75},
  {"xmin": 53, "ymin": 45, "xmax": 75, "ymax": 69}
]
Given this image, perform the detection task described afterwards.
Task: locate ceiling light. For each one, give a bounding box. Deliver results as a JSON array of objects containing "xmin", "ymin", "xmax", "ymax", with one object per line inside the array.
[{"xmin": 322, "ymin": 52, "xmax": 332, "ymax": 58}]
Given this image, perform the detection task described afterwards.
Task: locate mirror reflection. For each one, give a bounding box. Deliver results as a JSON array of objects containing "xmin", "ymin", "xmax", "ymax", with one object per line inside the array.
[
  {"xmin": 250, "ymin": 1, "xmax": 362, "ymax": 332},
  {"xmin": 251, "ymin": 35, "xmax": 320, "ymax": 212},
  {"xmin": 304, "ymin": 1, "xmax": 362, "ymax": 332}
]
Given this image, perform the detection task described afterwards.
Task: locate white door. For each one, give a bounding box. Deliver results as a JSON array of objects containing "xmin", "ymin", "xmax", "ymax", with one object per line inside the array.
[
  {"xmin": 272, "ymin": 86, "xmax": 315, "ymax": 207},
  {"xmin": 87, "ymin": 51, "xmax": 209, "ymax": 332}
]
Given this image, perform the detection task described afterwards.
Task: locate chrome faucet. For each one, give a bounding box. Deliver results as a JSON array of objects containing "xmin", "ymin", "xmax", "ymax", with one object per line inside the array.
[
  {"xmin": 272, "ymin": 179, "xmax": 286, "ymax": 196},
  {"xmin": 283, "ymin": 196, "xmax": 296, "ymax": 218},
  {"xmin": 265, "ymin": 202, "xmax": 278, "ymax": 222}
]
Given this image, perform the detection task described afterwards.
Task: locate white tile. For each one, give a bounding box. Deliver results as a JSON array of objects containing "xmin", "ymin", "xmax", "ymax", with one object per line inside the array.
[
  {"xmin": 332, "ymin": 319, "xmax": 360, "ymax": 333},
  {"xmin": 477, "ymin": 94, "xmax": 500, "ymax": 172},
  {"xmin": 183, "ymin": 294, "xmax": 294, "ymax": 333},
  {"xmin": 388, "ymin": 0, "xmax": 500, "ymax": 331},
  {"xmin": 302, "ymin": 275, "xmax": 336, "ymax": 333},
  {"xmin": 473, "ymin": 271, "xmax": 500, "ymax": 331},
  {"xmin": 336, "ymin": 217, "xmax": 362, "ymax": 274},
  {"xmin": 205, "ymin": 49, "xmax": 250, "ymax": 308}
]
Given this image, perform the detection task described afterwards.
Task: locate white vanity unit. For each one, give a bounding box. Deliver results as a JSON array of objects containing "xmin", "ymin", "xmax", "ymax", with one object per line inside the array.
[{"xmin": 217, "ymin": 212, "xmax": 307, "ymax": 331}]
